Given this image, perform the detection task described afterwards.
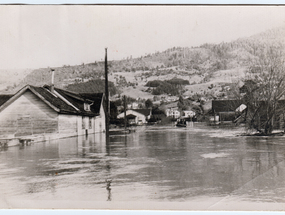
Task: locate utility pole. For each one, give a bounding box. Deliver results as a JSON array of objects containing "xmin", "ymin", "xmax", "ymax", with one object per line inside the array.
[{"xmin": 105, "ymin": 48, "xmax": 109, "ymax": 137}]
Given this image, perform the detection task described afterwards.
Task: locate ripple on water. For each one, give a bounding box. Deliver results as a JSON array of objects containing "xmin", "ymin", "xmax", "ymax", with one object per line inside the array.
[{"xmin": 200, "ymin": 153, "xmax": 230, "ymax": 159}]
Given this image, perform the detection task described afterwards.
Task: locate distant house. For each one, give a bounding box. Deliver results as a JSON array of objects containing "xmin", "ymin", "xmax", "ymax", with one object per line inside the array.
[
  {"xmin": 0, "ymin": 85, "xmax": 105, "ymax": 139},
  {"xmin": 183, "ymin": 110, "xmax": 195, "ymax": 118},
  {"xmin": 160, "ymin": 102, "xmax": 181, "ymax": 119},
  {"xmin": 211, "ymin": 100, "xmax": 244, "ymax": 122},
  {"xmin": 117, "ymin": 109, "xmax": 152, "ymax": 125},
  {"xmin": 127, "ymin": 102, "xmax": 139, "ymax": 109},
  {"xmin": 166, "ymin": 108, "xmax": 181, "ymax": 119}
]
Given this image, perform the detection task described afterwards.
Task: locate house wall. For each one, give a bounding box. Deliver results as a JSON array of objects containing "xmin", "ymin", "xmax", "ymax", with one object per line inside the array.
[
  {"xmin": 132, "ymin": 111, "xmax": 147, "ymax": 124},
  {"xmin": 80, "ymin": 115, "xmax": 97, "ymax": 135},
  {"xmin": 95, "ymin": 102, "xmax": 105, "ymax": 133},
  {"xmin": 58, "ymin": 114, "xmax": 78, "ymax": 136},
  {"xmin": 219, "ymin": 112, "xmax": 236, "ymax": 122},
  {"xmin": 59, "ymin": 100, "xmax": 105, "ymax": 136},
  {"xmin": 0, "ymin": 90, "xmax": 58, "ymax": 137}
]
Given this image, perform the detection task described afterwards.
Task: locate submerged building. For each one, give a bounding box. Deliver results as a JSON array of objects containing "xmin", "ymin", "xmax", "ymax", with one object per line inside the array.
[
  {"xmin": 0, "ymin": 85, "xmax": 105, "ymax": 139},
  {"xmin": 117, "ymin": 109, "xmax": 152, "ymax": 125}
]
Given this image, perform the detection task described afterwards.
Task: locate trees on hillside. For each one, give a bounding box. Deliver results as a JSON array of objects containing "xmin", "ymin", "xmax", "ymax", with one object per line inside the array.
[
  {"xmin": 145, "ymin": 99, "xmax": 153, "ymax": 109},
  {"xmin": 145, "ymin": 78, "xmax": 189, "ymax": 96}
]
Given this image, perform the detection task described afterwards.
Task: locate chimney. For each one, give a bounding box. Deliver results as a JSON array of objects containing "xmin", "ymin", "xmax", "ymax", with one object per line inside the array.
[{"xmin": 51, "ymin": 68, "xmax": 55, "ymax": 93}]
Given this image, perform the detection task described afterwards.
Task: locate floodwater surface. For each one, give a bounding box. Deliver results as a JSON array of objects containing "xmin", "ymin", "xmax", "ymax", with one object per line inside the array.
[{"xmin": 1, "ymin": 124, "xmax": 285, "ymax": 210}]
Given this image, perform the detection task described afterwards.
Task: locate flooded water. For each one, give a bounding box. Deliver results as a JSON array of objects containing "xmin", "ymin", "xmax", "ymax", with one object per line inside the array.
[{"xmin": 1, "ymin": 123, "xmax": 285, "ymax": 210}]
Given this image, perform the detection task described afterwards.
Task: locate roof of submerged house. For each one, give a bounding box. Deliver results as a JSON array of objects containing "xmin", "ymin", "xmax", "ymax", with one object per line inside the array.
[
  {"xmin": 131, "ymin": 109, "xmax": 152, "ymax": 116},
  {"xmin": 117, "ymin": 109, "xmax": 152, "ymax": 118},
  {"xmin": 0, "ymin": 95, "xmax": 13, "ymax": 107},
  {"xmin": 0, "ymin": 85, "xmax": 104, "ymax": 116},
  {"xmin": 212, "ymin": 100, "xmax": 243, "ymax": 113}
]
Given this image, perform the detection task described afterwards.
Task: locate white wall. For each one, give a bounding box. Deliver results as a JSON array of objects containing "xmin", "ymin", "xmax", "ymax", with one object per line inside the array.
[
  {"xmin": 0, "ymin": 91, "xmax": 58, "ymax": 137},
  {"xmin": 95, "ymin": 101, "xmax": 105, "ymax": 133},
  {"xmin": 58, "ymin": 114, "xmax": 78, "ymax": 136}
]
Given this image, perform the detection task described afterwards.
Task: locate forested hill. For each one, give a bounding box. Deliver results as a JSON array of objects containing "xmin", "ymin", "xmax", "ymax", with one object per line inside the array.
[{"xmin": 3, "ymin": 26, "xmax": 285, "ymax": 99}]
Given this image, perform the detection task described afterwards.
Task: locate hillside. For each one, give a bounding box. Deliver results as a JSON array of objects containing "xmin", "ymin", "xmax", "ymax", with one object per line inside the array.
[
  {"xmin": 3, "ymin": 26, "xmax": 285, "ymax": 103},
  {"xmin": 0, "ymin": 69, "xmax": 32, "ymax": 92}
]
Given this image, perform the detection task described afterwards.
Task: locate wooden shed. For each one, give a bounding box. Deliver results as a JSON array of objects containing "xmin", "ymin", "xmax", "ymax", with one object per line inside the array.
[
  {"xmin": 211, "ymin": 100, "xmax": 244, "ymax": 122},
  {"xmin": 0, "ymin": 85, "xmax": 105, "ymax": 138}
]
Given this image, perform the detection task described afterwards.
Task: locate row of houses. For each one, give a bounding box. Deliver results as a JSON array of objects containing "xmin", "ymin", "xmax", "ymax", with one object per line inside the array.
[
  {"xmin": 0, "ymin": 83, "xmax": 176, "ymax": 140},
  {"xmin": 0, "ymin": 82, "xmax": 254, "ymax": 140},
  {"xmin": 165, "ymin": 108, "xmax": 195, "ymax": 119},
  {"xmin": 0, "ymin": 82, "xmax": 257, "ymax": 139},
  {"xmin": 161, "ymin": 102, "xmax": 196, "ymax": 119},
  {"xmin": 116, "ymin": 106, "xmax": 196, "ymax": 126}
]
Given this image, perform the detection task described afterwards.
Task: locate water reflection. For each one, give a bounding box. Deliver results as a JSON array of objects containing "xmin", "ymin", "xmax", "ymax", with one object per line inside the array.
[
  {"xmin": 106, "ymin": 179, "xmax": 112, "ymax": 201},
  {"xmin": 1, "ymin": 125, "xmax": 285, "ymax": 203}
]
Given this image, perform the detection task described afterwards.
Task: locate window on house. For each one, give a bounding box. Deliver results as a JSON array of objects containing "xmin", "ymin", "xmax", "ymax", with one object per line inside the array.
[{"xmin": 84, "ymin": 103, "xmax": 91, "ymax": 111}]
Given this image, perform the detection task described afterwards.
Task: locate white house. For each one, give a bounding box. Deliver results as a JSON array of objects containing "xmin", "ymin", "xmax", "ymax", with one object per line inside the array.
[
  {"xmin": 117, "ymin": 109, "xmax": 152, "ymax": 125},
  {"xmin": 127, "ymin": 102, "xmax": 139, "ymax": 109},
  {"xmin": 183, "ymin": 110, "xmax": 196, "ymax": 118},
  {"xmin": 166, "ymin": 108, "xmax": 181, "ymax": 119}
]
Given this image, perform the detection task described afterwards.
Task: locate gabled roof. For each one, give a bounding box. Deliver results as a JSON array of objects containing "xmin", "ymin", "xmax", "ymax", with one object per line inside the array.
[
  {"xmin": 126, "ymin": 114, "xmax": 137, "ymax": 119},
  {"xmin": 0, "ymin": 85, "xmax": 104, "ymax": 116},
  {"xmin": 0, "ymin": 95, "xmax": 13, "ymax": 107},
  {"xmin": 212, "ymin": 100, "xmax": 243, "ymax": 113},
  {"xmin": 132, "ymin": 109, "xmax": 152, "ymax": 116}
]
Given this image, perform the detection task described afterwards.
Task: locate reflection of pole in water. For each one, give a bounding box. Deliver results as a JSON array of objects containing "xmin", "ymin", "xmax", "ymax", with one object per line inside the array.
[
  {"xmin": 104, "ymin": 48, "xmax": 110, "ymax": 158},
  {"xmin": 82, "ymin": 136, "xmax": 87, "ymax": 157},
  {"xmin": 124, "ymin": 134, "xmax": 128, "ymax": 157},
  {"xmin": 106, "ymin": 179, "xmax": 112, "ymax": 201},
  {"xmin": 106, "ymin": 139, "xmax": 110, "ymax": 156},
  {"xmin": 188, "ymin": 117, "xmax": 194, "ymax": 128}
]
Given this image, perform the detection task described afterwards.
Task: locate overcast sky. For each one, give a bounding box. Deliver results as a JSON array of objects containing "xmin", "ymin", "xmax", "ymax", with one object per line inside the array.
[{"xmin": 1, "ymin": 5, "xmax": 285, "ymax": 70}]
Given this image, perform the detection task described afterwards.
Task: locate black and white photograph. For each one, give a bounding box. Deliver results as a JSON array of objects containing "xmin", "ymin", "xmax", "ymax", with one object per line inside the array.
[{"xmin": 1, "ymin": 5, "xmax": 285, "ymax": 211}]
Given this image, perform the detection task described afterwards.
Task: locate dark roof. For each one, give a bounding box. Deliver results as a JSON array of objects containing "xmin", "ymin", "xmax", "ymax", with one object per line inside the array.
[
  {"xmin": 32, "ymin": 86, "xmax": 78, "ymax": 114},
  {"xmin": 52, "ymin": 87, "xmax": 93, "ymax": 114},
  {"xmin": 46, "ymin": 86, "xmax": 104, "ymax": 116},
  {"xmin": 0, "ymin": 85, "xmax": 104, "ymax": 116},
  {"xmin": 80, "ymin": 93, "xmax": 104, "ymax": 114},
  {"xmin": 126, "ymin": 114, "xmax": 136, "ymax": 119},
  {"xmin": 0, "ymin": 95, "xmax": 13, "ymax": 107},
  {"xmin": 212, "ymin": 100, "xmax": 243, "ymax": 113},
  {"xmin": 132, "ymin": 109, "xmax": 151, "ymax": 116}
]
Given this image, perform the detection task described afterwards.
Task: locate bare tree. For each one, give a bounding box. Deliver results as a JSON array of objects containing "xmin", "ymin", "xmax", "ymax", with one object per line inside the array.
[{"xmin": 243, "ymin": 43, "xmax": 285, "ymax": 135}]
